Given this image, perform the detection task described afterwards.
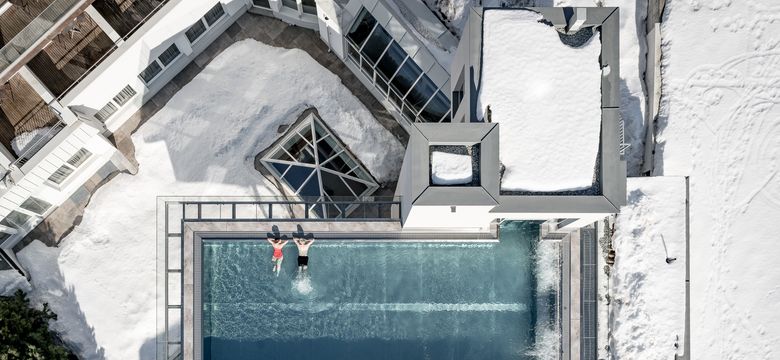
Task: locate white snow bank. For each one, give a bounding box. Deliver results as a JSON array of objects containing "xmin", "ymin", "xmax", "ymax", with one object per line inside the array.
[
  {"xmin": 11, "ymin": 126, "xmax": 52, "ymax": 156},
  {"xmin": 430, "ymin": 151, "xmax": 472, "ymax": 185},
  {"xmin": 21, "ymin": 39, "xmax": 403, "ymax": 360},
  {"xmin": 656, "ymin": 1, "xmax": 780, "ymax": 358},
  {"xmin": 477, "ymin": 9, "xmax": 602, "ymax": 192},
  {"xmin": 17, "ymin": 241, "xmax": 105, "ymax": 358},
  {"xmin": 611, "ymin": 177, "xmax": 686, "ymax": 359},
  {"xmin": 0, "ymin": 269, "xmax": 31, "ymax": 296}
]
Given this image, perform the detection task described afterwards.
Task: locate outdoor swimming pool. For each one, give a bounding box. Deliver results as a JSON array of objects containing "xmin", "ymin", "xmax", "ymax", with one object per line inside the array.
[{"xmin": 201, "ymin": 221, "xmax": 556, "ymax": 359}]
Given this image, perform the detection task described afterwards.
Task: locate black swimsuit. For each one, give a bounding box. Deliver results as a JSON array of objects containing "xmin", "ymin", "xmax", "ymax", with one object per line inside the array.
[{"xmin": 298, "ymin": 256, "xmax": 308, "ymax": 266}]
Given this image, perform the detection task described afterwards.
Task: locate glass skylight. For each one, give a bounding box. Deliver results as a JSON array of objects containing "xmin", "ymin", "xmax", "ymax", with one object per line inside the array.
[{"xmin": 260, "ymin": 112, "xmax": 379, "ymax": 218}]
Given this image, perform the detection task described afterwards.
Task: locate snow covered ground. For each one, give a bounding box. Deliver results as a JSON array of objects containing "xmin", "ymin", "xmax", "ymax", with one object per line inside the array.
[
  {"xmin": 0, "ymin": 269, "xmax": 31, "ymax": 296},
  {"xmin": 611, "ymin": 177, "xmax": 686, "ymax": 359},
  {"xmin": 13, "ymin": 39, "xmax": 403, "ymax": 359},
  {"xmin": 654, "ymin": 1, "xmax": 780, "ymax": 358},
  {"xmin": 425, "ymin": 0, "xmax": 648, "ymax": 175},
  {"xmin": 430, "ymin": 151, "xmax": 472, "ymax": 185},
  {"xmin": 477, "ymin": 9, "xmax": 603, "ymax": 192}
]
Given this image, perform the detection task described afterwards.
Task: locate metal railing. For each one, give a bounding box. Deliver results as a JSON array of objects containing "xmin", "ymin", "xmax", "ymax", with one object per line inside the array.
[
  {"xmin": 0, "ymin": 0, "xmax": 88, "ymax": 73},
  {"xmin": 52, "ymin": 0, "xmax": 173, "ymax": 99},
  {"xmin": 178, "ymin": 196, "xmax": 402, "ymax": 222},
  {"xmin": 10, "ymin": 118, "xmax": 67, "ymax": 169}
]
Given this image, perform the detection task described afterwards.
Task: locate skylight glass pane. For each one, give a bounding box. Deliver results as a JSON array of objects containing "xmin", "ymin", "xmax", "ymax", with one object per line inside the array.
[
  {"xmin": 283, "ymin": 166, "xmax": 314, "ymax": 191},
  {"xmin": 270, "ymin": 162, "xmax": 289, "ymax": 176},
  {"xmin": 419, "ymin": 90, "xmax": 450, "ymax": 122},
  {"xmin": 316, "ymin": 136, "xmax": 339, "ymax": 161},
  {"xmin": 283, "ymin": 134, "xmax": 315, "ymax": 164},
  {"xmin": 361, "ymin": 26, "xmax": 392, "ymax": 64},
  {"xmin": 391, "ymin": 59, "xmax": 423, "ymax": 97},
  {"xmin": 298, "ymin": 174, "xmax": 321, "ymax": 198},
  {"xmin": 321, "ymin": 171, "xmax": 353, "ymax": 198},
  {"xmin": 347, "ymin": 9, "xmax": 377, "ymax": 48},
  {"xmin": 343, "ymin": 177, "xmax": 369, "ymax": 197},
  {"xmin": 271, "ymin": 147, "xmax": 294, "ymax": 162},
  {"xmin": 376, "ymin": 42, "xmax": 407, "ymax": 80},
  {"xmin": 406, "ymin": 75, "xmax": 439, "ymax": 113}
]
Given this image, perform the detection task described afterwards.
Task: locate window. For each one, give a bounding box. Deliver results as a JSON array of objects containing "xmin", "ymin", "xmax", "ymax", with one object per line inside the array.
[
  {"xmin": 302, "ymin": 0, "xmax": 317, "ymax": 14},
  {"xmin": 94, "ymin": 102, "xmax": 118, "ymax": 122},
  {"xmin": 204, "ymin": 3, "xmax": 225, "ymax": 26},
  {"xmin": 253, "ymin": 0, "xmax": 271, "ymax": 8},
  {"xmin": 347, "ymin": 9, "xmax": 377, "ymax": 47},
  {"xmin": 186, "ymin": 20, "xmax": 207, "ymax": 43},
  {"xmin": 67, "ymin": 148, "xmax": 92, "ymax": 167},
  {"xmin": 139, "ymin": 61, "xmax": 163, "ymax": 84},
  {"xmin": 48, "ymin": 165, "xmax": 75, "ymax": 185},
  {"xmin": 0, "ymin": 211, "xmax": 31, "ymax": 228},
  {"xmin": 113, "ymin": 85, "xmax": 137, "ymax": 106},
  {"xmin": 346, "ymin": 7, "xmax": 451, "ymax": 123},
  {"xmin": 282, "ymin": 0, "xmax": 297, "ymax": 9},
  {"xmin": 47, "ymin": 148, "xmax": 91, "ymax": 185},
  {"xmin": 158, "ymin": 44, "xmax": 181, "ymax": 67},
  {"xmin": 20, "ymin": 197, "xmax": 52, "ymax": 215}
]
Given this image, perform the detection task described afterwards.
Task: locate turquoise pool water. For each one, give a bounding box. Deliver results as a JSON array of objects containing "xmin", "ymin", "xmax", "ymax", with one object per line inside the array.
[{"xmin": 202, "ymin": 222, "xmax": 543, "ymax": 359}]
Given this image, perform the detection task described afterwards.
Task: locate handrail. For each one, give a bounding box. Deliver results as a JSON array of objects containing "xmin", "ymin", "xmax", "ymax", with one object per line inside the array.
[
  {"xmin": 54, "ymin": 0, "xmax": 173, "ymax": 100},
  {"xmin": 0, "ymin": 0, "xmax": 88, "ymax": 73},
  {"xmin": 9, "ymin": 117, "xmax": 67, "ymax": 169}
]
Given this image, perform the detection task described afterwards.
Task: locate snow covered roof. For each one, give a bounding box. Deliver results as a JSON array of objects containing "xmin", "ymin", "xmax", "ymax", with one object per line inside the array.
[{"xmin": 477, "ymin": 9, "xmax": 603, "ymax": 193}]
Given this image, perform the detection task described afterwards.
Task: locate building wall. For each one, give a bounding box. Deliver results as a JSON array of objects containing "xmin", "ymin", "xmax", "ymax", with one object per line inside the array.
[
  {"xmin": 62, "ymin": 0, "xmax": 249, "ymax": 133},
  {"xmin": 0, "ymin": 121, "xmax": 121, "ymax": 252}
]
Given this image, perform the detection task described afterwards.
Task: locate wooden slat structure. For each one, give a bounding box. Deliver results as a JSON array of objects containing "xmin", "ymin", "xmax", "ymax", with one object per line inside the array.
[
  {"xmin": 92, "ymin": 0, "xmax": 164, "ymax": 38},
  {"xmin": 26, "ymin": 12, "xmax": 114, "ymax": 96},
  {"xmin": 0, "ymin": 0, "xmax": 58, "ymax": 47},
  {"xmin": 0, "ymin": 73, "xmax": 58, "ymax": 156}
]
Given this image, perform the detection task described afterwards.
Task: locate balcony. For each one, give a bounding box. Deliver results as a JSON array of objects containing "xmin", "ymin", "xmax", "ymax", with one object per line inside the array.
[
  {"xmin": 26, "ymin": 12, "xmax": 115, "ymax": 97},
  {"xmin": 92, "ymin": 0, "xmax": 166, "ymax": 38},
  {"xmin": 0, "ymin": 73, "xmax": 60, "ymax": 160},
  {"xmin": 0, "ymin": 0, "xmax": 88, "ymax": 73}
]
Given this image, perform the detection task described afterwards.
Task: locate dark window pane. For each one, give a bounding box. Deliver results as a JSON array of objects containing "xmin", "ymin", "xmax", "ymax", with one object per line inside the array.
[
  {"xmin": 302, "ymin": 0, "xmax": 316, "ymax": 14},
  {"xmin": 316, "ymin": 138, "xmax": 338, "ymax": 162},
  {"xmin": 361, "ymin": 26, "xmax": 391, "ymax": 64},
  {"xmin": 0, "ymin": 210, "xmax": 31, "ymax": 228},
  {"xmin": 406, "ymin": 75, "xmax": 438, "ymax": 113},
  {"xmin": 298, "ymin": 173, "xmax": 321, "ymax": 198},
  {"xmin": 270, "ymin": 162, "xmax": 289, "ymax": 176},
  {"xmin": 186, "ymin": 20, "xmax": 207, "ymax": 43},
  {"xmin": 419, "ymin": 91, "xmax": 450, "ymax": 122},
  {"xmin": 343, "ymin": 177, "xmax": 369, "ymax": 197},
  {"xmin": 347, "ymin": 9, "xmax": 377, "ymax": 48},
  {"xmin": 390, "ymin": 59, "xmax": 423, "ymax": 96},
  {"xmin": 321, "ymin": 171, "xmax": 353, "ymax": 198},
  {"xmin": 158, "ymin": 44, "xmax": 181, "ymax": 66},
  {"xmin": 204, "ymin": 3, "xmax": 225, "ymax": 26},
  {"xmin": 283, "ymin": 135, "xmax": 315, "ymax": 164},
  {"xmin": 139, "ymin": 61, "xmax": 162, "ymax": 84},
  {"xmin": 376, "ymin": 42, "xmax": 406, "ymax": 80},
  {"xmin": 283, "ymin": 166, "xmax": 314, "ymax": 191},
  {"xmin": 20, "ymin": 197, "xmax": 52, "ymax": 215},
  {"xmin": 253, "ymin": 0, "xmax": 271, "ymax": 8},
  {"xmin": 282, "ymin": 0, "xmax": 297, "ymax": 9}
]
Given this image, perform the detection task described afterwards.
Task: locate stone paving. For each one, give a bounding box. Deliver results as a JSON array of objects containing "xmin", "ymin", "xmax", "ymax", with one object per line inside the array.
[{"xmin": 19, "ymin": 11, "xmax": 408, "ymax": 250}]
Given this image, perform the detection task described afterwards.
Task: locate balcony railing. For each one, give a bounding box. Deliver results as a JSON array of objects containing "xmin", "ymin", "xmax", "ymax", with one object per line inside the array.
[
  {"xmin": 11, "ymin": 118, "xmax": 67, "ymax": 168},
  {"xmin": 0, "ymin": 0, "xmax": 87, "ymax": 73}
]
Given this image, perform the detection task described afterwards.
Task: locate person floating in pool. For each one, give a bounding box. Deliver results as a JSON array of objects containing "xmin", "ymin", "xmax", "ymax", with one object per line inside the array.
[
  {"xmin": 267, "ymin": 236, "xmax": 288, "ymax": 276},
  {"xmin": 294, "ymin": 236, "xmax": 314, "ymax": 274}
]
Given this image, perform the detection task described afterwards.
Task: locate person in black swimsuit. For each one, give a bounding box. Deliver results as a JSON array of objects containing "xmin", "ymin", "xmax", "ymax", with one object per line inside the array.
[{"xmin": 294, "ymin": 236, "xmax": 314, "ymax": 273}]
